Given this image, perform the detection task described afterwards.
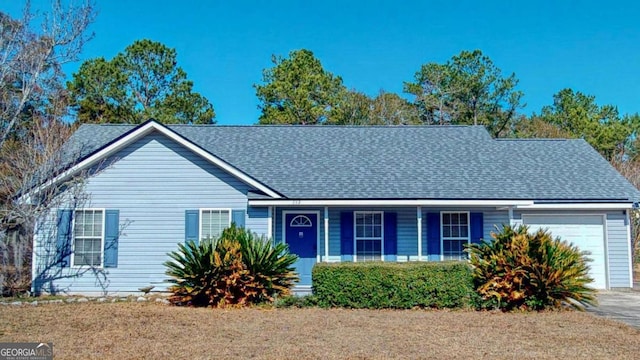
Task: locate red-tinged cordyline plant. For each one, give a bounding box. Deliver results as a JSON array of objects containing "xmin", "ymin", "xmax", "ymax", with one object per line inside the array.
[
  {"xmin": 466, "ymin": 225, "xmax": 597, "ymax": 311},
  {"xmin": 164, "ymin": 224, "xmax": 298, "ymax": 308}
]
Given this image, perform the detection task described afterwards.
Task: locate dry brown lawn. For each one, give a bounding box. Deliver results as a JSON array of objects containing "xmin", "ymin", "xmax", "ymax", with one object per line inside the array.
[{"xmin": 1, "ymin": 302, "xmax": 638, "ymax": 359}]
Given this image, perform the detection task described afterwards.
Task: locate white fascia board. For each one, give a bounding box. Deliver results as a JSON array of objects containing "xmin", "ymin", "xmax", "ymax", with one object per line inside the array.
[
  {"xmin": 516, "ymin": 203, "xmax": 633, "ymax": 210},
  {"xmin": 248, "ymin": 199, "xmax": 534, "ymax": 207},
  {"xmin": 26, "ymin": 121, "xmax": 281, "ymax": 200}
]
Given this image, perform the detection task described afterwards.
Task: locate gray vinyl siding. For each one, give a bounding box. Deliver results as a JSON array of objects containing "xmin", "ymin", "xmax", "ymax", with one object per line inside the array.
[
  {"xmin": 606, "ymin": 212, "xmax": 631, "ymax": 287},
  {"xmin": 395, "ymin": 208, "xmax": 420, "ymax": 260},
  {"xmin": 33, "ymin": 132, "xmax": 267, "ymax": 295},
  {"xmin": 327, "ymin": 209, "xmax": 342, "ymax": 258},
  {"xmin": 483, "ymin": 210, "xmax": 510, "ymax": 241},
  {"xmin": 246, "ymin": 207, "xmax": 268, "ymax": 237}
]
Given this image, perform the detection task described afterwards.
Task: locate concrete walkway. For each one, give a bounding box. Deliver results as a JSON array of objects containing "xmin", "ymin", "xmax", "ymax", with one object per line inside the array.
[{"xmin": 587, "ymin": 291, "xmax": 640, "ymax": 329}]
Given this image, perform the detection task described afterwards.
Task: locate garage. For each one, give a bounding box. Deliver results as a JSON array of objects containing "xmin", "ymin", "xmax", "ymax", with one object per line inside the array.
[{"xmin": 522, "ymin": 214, "xmax": 607, "ymax": 290}]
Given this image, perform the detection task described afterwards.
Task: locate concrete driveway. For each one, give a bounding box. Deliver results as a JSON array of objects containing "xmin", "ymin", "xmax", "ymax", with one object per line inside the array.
[{"xmin": 587, "ymin": 291, "xmax": 640, "ymax": 329}]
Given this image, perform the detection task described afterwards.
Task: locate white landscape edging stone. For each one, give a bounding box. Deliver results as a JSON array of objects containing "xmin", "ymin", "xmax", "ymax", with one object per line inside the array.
[{"xmin": 0, "ymin": 295, "xmax": 170, "ymax": 307}]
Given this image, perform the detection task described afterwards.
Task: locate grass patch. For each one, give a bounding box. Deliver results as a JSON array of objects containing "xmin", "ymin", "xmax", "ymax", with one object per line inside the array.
[{"xmin": 1, "ymin": 302, "xmax": 639, "ymax": 359}]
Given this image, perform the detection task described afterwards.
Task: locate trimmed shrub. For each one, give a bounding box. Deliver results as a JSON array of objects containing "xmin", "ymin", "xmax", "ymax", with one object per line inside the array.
[
  {"xmin": 312, "ymin": 261, "xmax": 476, "ymax": 309},
  {"xmin": 467, "ymin": 225, "xmax": 597, "ymax": 311},
  {"xmin": 164, "ymin": 225, "xmax": 298, "ymax": 307}
]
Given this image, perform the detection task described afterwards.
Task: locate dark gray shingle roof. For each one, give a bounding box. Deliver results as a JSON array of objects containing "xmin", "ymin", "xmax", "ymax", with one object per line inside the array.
[{"xmin": 65, "ymin": 123, "xmax": 640, "ymax": 202}]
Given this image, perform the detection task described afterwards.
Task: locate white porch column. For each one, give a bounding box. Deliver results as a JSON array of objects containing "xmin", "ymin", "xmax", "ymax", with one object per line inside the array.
[
  {"xmin": 267, "ymin": 206, "xmax": 273, "ymax": 239},
  {"xmin": 324, "ymin": 206, "xmax": 329, "ymax": 262},
  {"xmin": 417, "ymin": 206, "xmax": 423, "ymax": 261},
  {"xmin": 508, "ymin": 206, "xmax": 515, "ymax": 227}
]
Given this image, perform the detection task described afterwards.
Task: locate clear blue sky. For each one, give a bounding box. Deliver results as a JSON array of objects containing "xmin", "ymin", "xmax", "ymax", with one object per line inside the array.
[{"xmin": 5, "ymin": 1, "xmax": 640, "ymax": 125}]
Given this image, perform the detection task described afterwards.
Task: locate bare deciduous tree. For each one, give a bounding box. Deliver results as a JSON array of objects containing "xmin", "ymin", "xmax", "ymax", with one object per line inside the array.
[
  {"xmin": 370, "ymin": 91, "xmax": 420, "ymax": 125},
  {"xmin": 0, "ymin": 0, "xmax": 96, "ymax": 296},
  {"xmin": 0, "ymin": 117, "xmax": 82, "ymax": 295},
  {"xmin": 0, "ymin": 0, "xmax": 95, "ymax": 148}
]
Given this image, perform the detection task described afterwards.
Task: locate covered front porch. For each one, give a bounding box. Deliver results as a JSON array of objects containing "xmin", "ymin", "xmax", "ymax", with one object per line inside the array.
[{"xmin": 251, "ymin": 199, "xmax": 532, "ymax": 287}]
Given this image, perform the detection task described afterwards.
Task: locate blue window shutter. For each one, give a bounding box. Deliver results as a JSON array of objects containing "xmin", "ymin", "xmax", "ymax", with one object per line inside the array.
[
  {"xmin": 470, "ymin": 212, "xmax": 484, "ymax": 244},
  {"xmin": 185, "ymin": 210, "xmax": 199, "ymax": 245},
  {"xmin": 384, "ymin": 212, "xmax": 397, "ymax": 261},
  {"xmin": 56, "ymin": 210, "xmax": 73, "ymax": 268},
  {"xmin": 232, "ymin": 210, "xmax": 246, "ymax": 228},
  {"xmin": 340, "ymin": 212, "xmax": 354, "ymax": 261},
  {"xmin": 103, "ymin": 210, "xmax": 119, "ymax": 268},
  {"xmin": 426, "ymin": 213, "xmax": 440, "ymax": 259}
]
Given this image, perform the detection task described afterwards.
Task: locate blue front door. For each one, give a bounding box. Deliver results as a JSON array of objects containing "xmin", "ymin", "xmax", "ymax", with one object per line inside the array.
[{"xmin": 285, "ymin": 213, "xmax": 317, "ymax": 286}]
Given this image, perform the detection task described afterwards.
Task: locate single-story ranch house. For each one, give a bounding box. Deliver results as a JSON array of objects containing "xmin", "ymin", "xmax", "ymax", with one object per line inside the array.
[{"xmin": 31, "ymin": 120, "xmax": 639, "ymax": 295}]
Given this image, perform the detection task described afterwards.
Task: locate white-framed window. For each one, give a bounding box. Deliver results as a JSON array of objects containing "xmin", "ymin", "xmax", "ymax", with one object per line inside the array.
[
  {"xmin": 72, "ymin": 209, "xmax": 104, "ymax": 267},
  {"xmin": 354, "ymin": 211, "xmax": 383, "ymax": 262},
  {"xmin": 441, "ymin": 211, "xmax": 470, "ymax": 260},
  {"xmin": 290, "ymin": 215, "xmax": 312, "ymax": 227},
  {"xmin": 200, "ymin": 209, "xmax": 231, "ymax": 240}
]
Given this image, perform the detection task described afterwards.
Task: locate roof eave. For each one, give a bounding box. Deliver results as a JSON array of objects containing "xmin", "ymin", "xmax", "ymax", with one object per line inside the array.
[
  {"xmin": 248, "ymin": 198, "xmax": 636, "ymax": 209},
  {"xmin": 248, "ymin": 199, "xmax": 535, "ymax": 207}
]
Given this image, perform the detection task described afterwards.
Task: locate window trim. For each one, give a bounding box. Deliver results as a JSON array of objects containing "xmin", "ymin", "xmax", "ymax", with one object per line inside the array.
[
  {"xmin": 70, "ymin": 208, "xmax": 106, "ymax": 268},
  {"xmin": 353, "ymin": 211, "xmax": 385, "ymax": 262},
  {"xmin": 198, "ymin": 208, "xmax": 232, "ymax": 241},
  {"xmin": 440, "ymin": 211, "xmax": 470, "ymax": 261},
  {"xmin": 289, "ymin": 215, "xmax": 313, "ymax": 227}
]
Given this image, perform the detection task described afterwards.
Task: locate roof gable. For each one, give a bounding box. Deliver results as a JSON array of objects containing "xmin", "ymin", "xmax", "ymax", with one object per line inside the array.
[{"xmin": 41, "ymin": 120, "xmax": 282, "ymax": 199}]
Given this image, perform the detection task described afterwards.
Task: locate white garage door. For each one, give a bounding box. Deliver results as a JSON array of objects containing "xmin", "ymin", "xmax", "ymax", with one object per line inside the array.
[{"xmin": 522, "ymin": 215, "xmax": 607, "ymax": 290}]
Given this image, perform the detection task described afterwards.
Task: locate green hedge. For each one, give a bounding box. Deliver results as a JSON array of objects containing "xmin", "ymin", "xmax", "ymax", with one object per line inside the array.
[{"xmin": 312, "ymin": 261, "xmax": 476, "ymax": 309}]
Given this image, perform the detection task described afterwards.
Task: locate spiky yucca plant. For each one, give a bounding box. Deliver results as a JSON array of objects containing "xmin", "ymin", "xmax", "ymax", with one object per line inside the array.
[
  {"xmin": 164, "ymin": 239, "xmax": 216, "ymax": 306},
  {"xmin": 220, "ymin": 225, "xmax": 299, "ymax": 300},
  {"xmin": 164, "ymin": 225, "xmax": 298, "ymax": 307},
  {"xmin": 467, "ymin": 225, "xmax": 597, "ymax": 311},
  {"xmin": 164, "ymin": 237, "xmax": 256, "ymax": 307}
]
